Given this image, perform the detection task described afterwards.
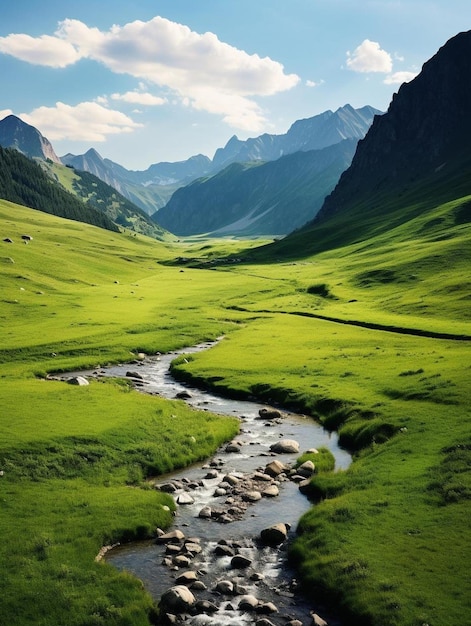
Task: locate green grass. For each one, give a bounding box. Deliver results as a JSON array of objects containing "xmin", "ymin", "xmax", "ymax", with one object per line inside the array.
[{"xmin": 0, "ymin": 193, "xmax": 470, "ymax": 626}]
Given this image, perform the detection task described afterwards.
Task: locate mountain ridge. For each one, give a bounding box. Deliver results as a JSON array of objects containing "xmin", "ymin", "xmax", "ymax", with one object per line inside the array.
[
  {"xmin": 155, "ymin": 139, "xmax": 359, "ymax": 237},
  {"xmin": 0, "ymin": 115, "xmax": 61, "ymax": 164},
  {"xmin": 247, "ymin": 30, "xmax": 471, "ymax": 260},
  {"xmin": 315, "ymin": 30, "xmax": 471, "ymax": 225}
]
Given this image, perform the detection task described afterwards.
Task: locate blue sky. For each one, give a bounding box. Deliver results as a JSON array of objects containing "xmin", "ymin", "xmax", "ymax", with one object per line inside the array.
[{"xmin": 0, "ymin": 0, "xmax": 469, "ymax": 169}]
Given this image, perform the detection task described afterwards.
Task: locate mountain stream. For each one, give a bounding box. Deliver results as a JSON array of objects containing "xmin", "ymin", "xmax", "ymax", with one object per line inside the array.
[{"xmin": 72, "ymin": 341, "xmax": 351, "ymax": 626}]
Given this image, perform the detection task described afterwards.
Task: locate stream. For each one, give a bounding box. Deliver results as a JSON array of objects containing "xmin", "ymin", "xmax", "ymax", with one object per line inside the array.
[{"xmin": 70, "ymin": 340, "xmax": 351, "ymax": 626}]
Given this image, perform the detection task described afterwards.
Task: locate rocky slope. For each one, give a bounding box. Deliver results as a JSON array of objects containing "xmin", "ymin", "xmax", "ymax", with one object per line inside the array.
[
  {"xmin": 315, "ymin": 30, "xmax": 471, "ymax": 224},
  {"xmin": 0, "ymin": 115, "xmax": 61, "ymax": 164}
]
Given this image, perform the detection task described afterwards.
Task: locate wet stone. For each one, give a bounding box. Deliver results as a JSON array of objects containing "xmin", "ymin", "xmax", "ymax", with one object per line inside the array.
[
  {"xmin": 214, "ymin": 544, "xmax": 235, "ymax": 557},
  {"xmin": 311, "ymin": 613, "xmax": 329, "ymax": 626},
  {"xmin": 238, "ymin": 594, "xmax": 259, "ymax": 611},
  {"xmin": 191, "ymin": 580, "xmax": 207, "ymax": 591},
  {"xmin": 257, "ymin": 602, "xmax": 278, "ymax": 614},
  {"xmin": 198, "ymin": 506, "xmax": 212, "ymax": 518},
  {"xmin": 256, "ymin": 619, "xmax": 277, "ymax": 626},
  {"xmin": 262, "ymin": 485, "xmax": 280, "ymax": 497},
  {"xmin": 215, "ymin": 580, "xmax": 234, "ymax": 594},
  {"xmin": 175, "ymin": 570, "xmax": 198, "ymax": 585},
  {"xmin": 157, "ymin": 530, "xmax": 185, "ymax": 544},
  {"xmin": 204, "ymin": 469, "xmax": 219, "ymax": 479},
  {"xmin": 231, "ymin": 554, "xmax": 252, "ymax": 569},
  {"xmin": 194, "ymin": 600, "xmax": 219, "ymax": 615},
  {"xmin": 176, "ymin": 492, "xmax": 195, "ymax": 505},
  {"xmin": 242, "ymin": 490, "xmax": 262, "ymax": 502},
  {"xmin": 270, "ymin": 439, "xmax": 300, "ymax": 454},
  {"xmin": 184, "ymin": 542, "xmax": 202, "ymax": 555}
]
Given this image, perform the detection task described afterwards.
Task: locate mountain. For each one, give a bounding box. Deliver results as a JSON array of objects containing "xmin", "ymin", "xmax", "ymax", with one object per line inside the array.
[
  {"xmin": 0, "ymin": 146, "xmax": 118, "ymax": 232},
  {"xmin": 154, "ymin": 105, "xmax": 380, "ymax": 237},
  {"xmin": 155, "ymin": 139, "xmax": 358, "ymax": 237},
  {"xmin": 314, "ymin": 31, "xmax": 471, "ymax": 227},
  {"xmin": 0, "ymin": 116, "xmax": 172, "ymax": 239},
  {"xmin": 212, "ymin": 104, "xmax": 381, "ymax": 169},
  {"xmin": 0, "ymin": 115, "xmax": 61, "ymax": 164},
  {"xmin": 252, "ymin": 30, "xmax": 471, "ymax": 259},
  {"xmin": 47, "ymin": 163, "xmax": 171, "ymax": 240},
  {"xmin": 60, "ymin": 150, "xmax": 212, "ymax": 215},
  {"xmin": 60, "ymin": 105, "xmax": 380, "ymax": 219}
]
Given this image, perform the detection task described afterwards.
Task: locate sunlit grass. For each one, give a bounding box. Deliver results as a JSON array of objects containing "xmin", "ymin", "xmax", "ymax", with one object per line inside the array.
[{"xmin": 0, "ymin": 194, "xmax": 470, "ymax": 626}]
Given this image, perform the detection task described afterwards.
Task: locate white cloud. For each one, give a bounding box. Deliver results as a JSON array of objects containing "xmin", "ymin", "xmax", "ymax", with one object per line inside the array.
[
  {"xmin": 0, "ymin": 109, "xmax": 13, "ymax": 120},
  {"xmin": 383, "ymin": 71, "xmax": 418, "ymax": 85},
  {"xmin": 0, "ymin": 16, "xmax": 300, "ymax": 132},
  {"xmin": 346, "ymin": 39, "xmax": 393, "ymax": 73},
  {"xmin": 306, "ymin": 79, "xmax": 325, "ymax": 88},
  {"xmin": 111, "ymin": 91, "xmax": 167, "ymax": 106},
  {"xmin": 20, "ymin": 101, "xmax": 143, "ymax": 142},
  {"xmin": 0, "ymin": 32, "xmax": 81, "ymax": 68}
]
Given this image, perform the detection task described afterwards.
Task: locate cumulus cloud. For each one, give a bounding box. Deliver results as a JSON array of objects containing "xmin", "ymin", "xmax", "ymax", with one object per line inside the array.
[
  {"xmin": 346, "ymin": 39, "xmax": 393, "ymax": 73},
  {"xmin": 111, "ymin": 91, "xmax": 167, "ymax": 106},
  {"xmin": 383, "ymin": 70, "xmax": 418, "ymax": 85},
  {"xmin": 0, "ymin": 109, "xmax": 13, "ymax": 120},
  {"xmin": 0, "ymin": 16, "xmax": 300, "ymax": 132},
  {"xmin": 20, "ymin": 101, "xmax": 143, "ymax": 142},
  {"xmin": 0, "ymin": 32, "xmax": 81, "ymax": 68}
]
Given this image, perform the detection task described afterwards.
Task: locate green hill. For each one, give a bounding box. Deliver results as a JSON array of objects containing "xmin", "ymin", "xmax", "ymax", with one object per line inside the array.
[
  {"xmin": 0, "ymin": 146, "xmax": 119, "ymax": 233},
  {"xmin": 47, "ymin": 162, "xmax": 173, "ymax": 241}
]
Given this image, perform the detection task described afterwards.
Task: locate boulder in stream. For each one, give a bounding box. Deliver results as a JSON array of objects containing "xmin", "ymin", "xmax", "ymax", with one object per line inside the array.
[
  {"xmin": 264, "ymin": 460, "xmax": 287, "ymax": 477},
  {"xmin": 126, "ymin": 370, "xmax": 144, "ymax": 380},
  {"xmin": 242, "ymin": 490, "xmax": 262, "ymax": 502},
  {"xmin": 67, "ymin": 376, "xmax": 89, "ymax": 386},
  {"xmin": 215, "ymin": 580, "xmax": 234, "ymax": 594},
  {"xmin": 260, "ymin": 523, "xmax": 289, "ymax": 546},
  {"xmin": 297, "ymin": 460, "xmax": 316, "ymax": 476},
  {"xmin": 257, "ymin": 408, "xmax": 282, "ymax": 420},
  {"xmin": 194, "ymin": 600, "xmax": 219, "ymax": 614},
  {"xmin": 231, "ymin": 554, "xmax": 252, "ymax": 569},
  {"xmin": 176, "ymin": 492, "xmax": 194, "ymax": 505},
  {"xmin": 157, "ymin": 529, "xmax": 185, "ymax": 544},
  {"xmin": 159, "ymin": 585, "xmax": 195, "ymax": 614},
  {"xmin": 270, "ymin": 439, "xmax": 300, "ymax": 454},
  {"xmin": 176, "ymin": 570, "xmax": 198, "ymax": 585},
  {"xmin": 262, "ymin": 484, "xmax": 279, "ymax": 498},
  {"xmin": 198, "ymin": 506, "xmax": 212, "ymax": 518},
  {"xmin": 238, "ymin": 594, "xmax": 259, "ymax": 611}
]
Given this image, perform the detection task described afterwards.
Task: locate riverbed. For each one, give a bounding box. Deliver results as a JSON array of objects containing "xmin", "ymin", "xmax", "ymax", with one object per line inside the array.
[{"xmin": 72, "ymin": 340, "xmax": 351, "ymax": 625}]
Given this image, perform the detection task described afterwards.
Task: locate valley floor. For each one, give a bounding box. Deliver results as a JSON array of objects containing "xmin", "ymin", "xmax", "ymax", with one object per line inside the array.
[{"xmin": 0, "ymin": 200, "xmax": 470, "ymax": 626}]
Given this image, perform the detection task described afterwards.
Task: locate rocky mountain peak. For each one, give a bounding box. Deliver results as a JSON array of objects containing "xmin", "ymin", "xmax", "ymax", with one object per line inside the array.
[{"xmin": 0, "ymin": 114, "xmax": 61, "ymax": 164}]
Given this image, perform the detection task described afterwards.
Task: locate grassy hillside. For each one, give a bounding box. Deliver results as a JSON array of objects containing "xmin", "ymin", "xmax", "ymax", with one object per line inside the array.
[
  {"xmin": 0, "ymin": 146, "xmax": 119, "ymax": 233},
  {"xmin": 0, "ymin": 192, "xmax": 470, "ymax": 626},
  {"xmin": 46, "ymin": 162, "xmax": 173, "ymax": 241}
]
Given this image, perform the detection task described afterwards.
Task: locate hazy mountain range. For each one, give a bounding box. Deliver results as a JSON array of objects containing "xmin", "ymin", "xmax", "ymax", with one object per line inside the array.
[
  {"xmin": 0, "ymin": 104, "xmax": 380, "ymax": 237},
  {"xmin": 60, "ymin": 104, "xmax": 380, "ymax": 223}
]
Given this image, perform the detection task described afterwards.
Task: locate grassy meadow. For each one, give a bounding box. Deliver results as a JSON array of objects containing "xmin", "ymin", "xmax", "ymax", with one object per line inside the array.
[{"xmin": 1, "ymin": 195, "xmax": 470, "ymax": 625}]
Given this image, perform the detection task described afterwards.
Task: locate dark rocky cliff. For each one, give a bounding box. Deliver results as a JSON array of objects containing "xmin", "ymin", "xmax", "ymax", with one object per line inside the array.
[{"xmin": 316, "ymin": 30, "xmax": 471, "ymax": 222}]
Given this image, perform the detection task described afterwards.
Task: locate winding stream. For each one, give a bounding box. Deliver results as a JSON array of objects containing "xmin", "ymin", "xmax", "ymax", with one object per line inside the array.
[{"xmin": 73, "ymin": 340, "xmax": 351, "ymax": 625}]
